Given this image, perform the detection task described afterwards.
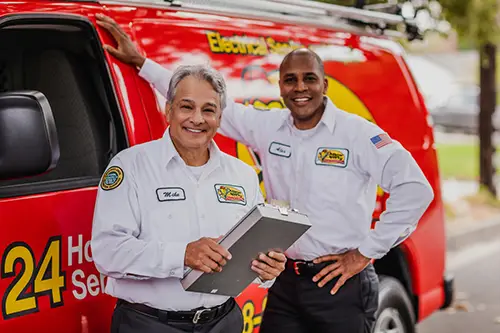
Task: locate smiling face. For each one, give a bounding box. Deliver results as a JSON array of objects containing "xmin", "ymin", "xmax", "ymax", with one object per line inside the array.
[
  {"xmin": 279, "ymin": 49, "xmax": 328, "ymax": 129},
  {"xmin": 166, "ymin": 75, "xmax": 222, "ymax": 152}
]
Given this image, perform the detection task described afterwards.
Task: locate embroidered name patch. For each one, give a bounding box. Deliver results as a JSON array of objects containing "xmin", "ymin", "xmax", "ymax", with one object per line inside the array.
[
  {"xmin": 100, "ymin": 166, "xmax": 124, "ymax": 191},
  {"xmin": 370, "ymin": 133, "xmax": 392, "ymax": 149},
  {"xmin": 315, "ymin": 147, "xmax": 349, "ymax": 168},
  {"xmin": 156, "ymin": 187, "xmax": 186, "ymax": 201},
  {"xmin": 268, "ymin": 142, "xmax": 291, "ymax": 158},
  {"xmin": 214, "ymin": 184, "xmax": 246, "ymax": 205}
]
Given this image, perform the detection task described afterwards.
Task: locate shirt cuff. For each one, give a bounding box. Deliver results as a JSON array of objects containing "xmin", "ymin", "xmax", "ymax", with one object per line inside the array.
[
  {"xmin": 137, "ymin": 58, "xmax": 167, "ymax": 83},
  {"xmin": 254, "ymin": 277, "xmax": 276, "ymax": 289},
  {"xmin": 357, "ymin": 235, "xmax": 387, "ymax": 260},
  {"xmin": 165, "ymin": 242, "xmax": 189, "ymax": 279}
]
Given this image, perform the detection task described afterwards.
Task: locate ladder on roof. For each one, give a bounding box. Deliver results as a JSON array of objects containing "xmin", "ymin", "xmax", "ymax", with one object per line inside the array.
[{"xmin": 118, "ymin": 0, "xmax": 421, "ymax": 41}]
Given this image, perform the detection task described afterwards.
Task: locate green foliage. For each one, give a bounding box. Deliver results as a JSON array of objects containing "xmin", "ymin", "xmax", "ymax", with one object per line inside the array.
[{"xmin": 439, "ymin": 0, "xmax": 499, "ymax": 46}]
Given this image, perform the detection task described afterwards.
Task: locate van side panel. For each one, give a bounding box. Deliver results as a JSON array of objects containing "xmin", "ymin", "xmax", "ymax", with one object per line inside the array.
[{"xmin": 0, "ymin": 2, "xmax": 152, "ymax": 332}]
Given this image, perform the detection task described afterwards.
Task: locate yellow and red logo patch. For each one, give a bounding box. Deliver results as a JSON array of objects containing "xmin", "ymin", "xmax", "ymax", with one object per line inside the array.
[
  {"xmin": 315, "ymin": 148, "xmax": 349, "ymax": 168},
  {"xmin": 215, "ymin": 184, "xmax": 246, "ymax": 205}
]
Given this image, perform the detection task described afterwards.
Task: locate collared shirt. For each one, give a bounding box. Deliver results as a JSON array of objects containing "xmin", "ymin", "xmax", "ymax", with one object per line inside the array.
[
  {"xmin": 139, "ymin": 59, "xmax": 434, "ymax": 260},
  {"xmin": 91, "ymin": 129, "xmax": 263, "ymax": 311}
]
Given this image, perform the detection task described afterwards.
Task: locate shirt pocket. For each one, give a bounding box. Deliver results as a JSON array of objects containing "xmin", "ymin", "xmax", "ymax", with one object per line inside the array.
[
  {"xmin": 310, "ymin": 162, "xmax": 352, "ymax": 206},
  {"xmin": 215, "ymin": 204, "xmax": 250, "ymax": 237},
  {"xmin": 144, "ymin": 201, "xmax": 192, "ymax": 242},
  {"xmin": 263, "ymin": 153, "xmax": 293, "ymax": 195}
]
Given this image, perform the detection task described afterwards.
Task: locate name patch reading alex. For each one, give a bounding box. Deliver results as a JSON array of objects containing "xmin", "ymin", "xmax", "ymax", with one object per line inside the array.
[
  {"xmin": 268, "ymin": 142, "xmax": 292, "ymax": 158},
  {"xmin": 156, "ymin": 187, "xmax": 186, "ymax": 202},
  {"xmin": 315, "ymin": 148, "xmax": 349, "ymax": 168},
  {"xmin": 214, "ymin": 184, "xmax": 247, "ymax": 205},
  {"xmin": 100, "ymin": 166, "xmax": 124, "ymax": 190}
]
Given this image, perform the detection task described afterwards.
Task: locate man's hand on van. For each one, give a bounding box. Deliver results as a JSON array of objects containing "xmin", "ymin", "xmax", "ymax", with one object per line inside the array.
[
  {"xmin": 96, "ymin": 13, "xmax": 146, "ymax": 68},
  {"xmin": 184, "ymin": 237, "xmax": 232, "ymax": 274}
]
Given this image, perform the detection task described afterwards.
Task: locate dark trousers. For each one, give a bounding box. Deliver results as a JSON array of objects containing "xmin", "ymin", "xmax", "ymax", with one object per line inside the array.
[
  {"xmin": 260, "ymin": 262, "xmax": 379, "ymax": 333},
  {"xmin": 111, "ymin": 298, "xmax": 243, "ymax": 333}
]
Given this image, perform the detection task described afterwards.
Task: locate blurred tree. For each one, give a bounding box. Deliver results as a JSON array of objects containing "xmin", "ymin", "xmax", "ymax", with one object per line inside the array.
[{"xmin": 439, "ymin": 0, "xmax": 499, "ymax": 196}]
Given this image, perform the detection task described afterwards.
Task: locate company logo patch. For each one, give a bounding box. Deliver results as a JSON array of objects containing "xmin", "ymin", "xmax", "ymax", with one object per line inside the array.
[
  {"xmin": 156, "ymin": 187, "xmax": 186, "ymax": 202},
  {"xmin": 100, "ymin": 166, "xmax": 124, "ymax": 191},
  {"xmin": 268, "ymin": 141, "xmax": 291, "ymax": 158},
  {"xmin": 315, "ymin": 147, "xmax": 349, "ymax": 168},
  {"xmin": 214, "ymin": 184, "xmax": 246, "ymax": 205}
]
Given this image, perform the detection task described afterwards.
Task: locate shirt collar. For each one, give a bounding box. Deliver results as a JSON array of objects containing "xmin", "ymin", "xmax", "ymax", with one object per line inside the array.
[
  {"xmin": 161, "ymin": 128, "xmax": 222, "ymax": 169},
  {"xmin": 279, "ymin": 96, "xmax": 337, "ymax": 133}
]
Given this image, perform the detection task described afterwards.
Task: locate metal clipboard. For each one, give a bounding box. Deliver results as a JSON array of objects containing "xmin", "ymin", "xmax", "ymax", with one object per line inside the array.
[{"xmin": 180, "ymin": 203, "xmax": 311, "ymax": 297}]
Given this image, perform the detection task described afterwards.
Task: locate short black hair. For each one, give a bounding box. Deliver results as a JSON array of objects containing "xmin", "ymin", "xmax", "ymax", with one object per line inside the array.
[{"xmin": 279, "ymin": 48, "xmax": 325, "ymax": 76}]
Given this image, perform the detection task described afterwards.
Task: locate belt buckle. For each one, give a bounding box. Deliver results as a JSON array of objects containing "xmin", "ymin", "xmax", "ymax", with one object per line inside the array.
[
  {"xmin": 293, "ymin": 261, "xmax": 305, "ymax": 275},
  {"xmin": 192, "ymin": 308, "xmax": 210, "ymax": 324}
]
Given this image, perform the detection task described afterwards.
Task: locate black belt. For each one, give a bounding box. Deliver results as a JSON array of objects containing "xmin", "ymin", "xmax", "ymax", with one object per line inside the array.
[
  {"xmin": 117, "ymin": 298, "xmax": 234, "ymax": 324},
  {"xmin": 285, "ymin": 258, "xmax": 336, "ymax": 277}
]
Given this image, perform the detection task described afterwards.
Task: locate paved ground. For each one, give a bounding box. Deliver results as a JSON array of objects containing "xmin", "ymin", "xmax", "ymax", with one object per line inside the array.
[{"xmin": 417, "ymin": 239, "xmax": 500, "ymax": 333}]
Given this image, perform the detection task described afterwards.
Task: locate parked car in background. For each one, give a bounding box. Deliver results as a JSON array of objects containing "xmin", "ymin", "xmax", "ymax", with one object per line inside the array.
[
  {"xmin": 429, "ymin": 84, "xmax": 500, "ymax": 134},
  {"xmin": 405, "ymin": 54, "xmax": 456, "ymax": 113}
]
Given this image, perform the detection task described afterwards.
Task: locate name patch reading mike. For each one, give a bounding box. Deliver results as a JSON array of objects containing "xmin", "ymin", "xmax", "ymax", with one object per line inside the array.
[{"xmin": 156, "ymin": 187, "xmax": 186, "ymax": 202}]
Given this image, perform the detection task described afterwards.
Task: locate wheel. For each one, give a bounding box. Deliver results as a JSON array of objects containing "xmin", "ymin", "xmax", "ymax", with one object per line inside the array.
[{"xmin": 372, "ymin": 276, "xmax": 416, "ymax": 333}]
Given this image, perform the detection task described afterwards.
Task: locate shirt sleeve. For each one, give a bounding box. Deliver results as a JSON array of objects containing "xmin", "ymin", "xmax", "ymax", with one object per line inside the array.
[
  {"xmin": 355, "ymin": 123, "xmax": 434, "ymax": 259},
  {"xmin": 138, "ymin": 58, "xmax": 172, "ymax": 99},
  {"xmin": 91, "ymin": 156, "xmax": 188, "ymax": 280},
  {"xmin": 138, "ymin": 58, "xmax": 270, "ymax": 153}
]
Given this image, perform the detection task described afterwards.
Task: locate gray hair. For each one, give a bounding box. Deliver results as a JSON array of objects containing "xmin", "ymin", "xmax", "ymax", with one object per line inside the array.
[{"xmin": 166, "ymin": 64, "xmax": 227, "ymax": 110}]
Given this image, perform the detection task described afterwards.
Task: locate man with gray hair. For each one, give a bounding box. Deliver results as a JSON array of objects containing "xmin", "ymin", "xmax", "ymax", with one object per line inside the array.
[{"xmin": 91, "ymin": 64, "xmax": 286, "ymax": 333}]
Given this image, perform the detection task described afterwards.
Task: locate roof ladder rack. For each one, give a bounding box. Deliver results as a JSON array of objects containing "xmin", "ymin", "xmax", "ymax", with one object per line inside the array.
[{"xmin": 161, "ymin": 0, "xmax": 420, "ymax": 40}]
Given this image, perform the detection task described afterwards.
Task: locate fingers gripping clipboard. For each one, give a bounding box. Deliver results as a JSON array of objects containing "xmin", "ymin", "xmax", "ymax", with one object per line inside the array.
[{"xmin": 181, "ymin": 203, "xmax": 311, "ymax": 297}]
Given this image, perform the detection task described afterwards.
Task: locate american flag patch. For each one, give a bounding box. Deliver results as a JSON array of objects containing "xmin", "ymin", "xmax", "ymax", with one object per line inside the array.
[{"xmin": 370, "ymin": 133, "xmax": 392, "ymax": 149}]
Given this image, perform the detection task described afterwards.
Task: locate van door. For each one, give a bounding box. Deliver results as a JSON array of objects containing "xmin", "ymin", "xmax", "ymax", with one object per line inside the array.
[{"xmin": 0, "ymin": 11, "xmax": 141, "ymax": 333}]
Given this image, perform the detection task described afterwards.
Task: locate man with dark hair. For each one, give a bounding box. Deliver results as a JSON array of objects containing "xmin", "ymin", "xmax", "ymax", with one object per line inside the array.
[{"xmin": 96, "ymin": 13, "xmax": 434, "ymax": 333}]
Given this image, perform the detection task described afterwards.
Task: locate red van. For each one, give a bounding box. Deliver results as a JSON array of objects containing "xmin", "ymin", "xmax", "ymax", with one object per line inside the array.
[{"xmin": 0, "ymin": 1, "xmax": 453, "ymax": 332}]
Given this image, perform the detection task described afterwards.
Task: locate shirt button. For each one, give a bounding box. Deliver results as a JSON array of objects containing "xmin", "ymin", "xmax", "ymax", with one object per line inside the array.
[
  {"xmin": 200, "ymin": 214, "xmax": 205, "ymax": 219},
  {"xmin": 168, "ymin": 214, "xmax": 172, "ymax": 219}
]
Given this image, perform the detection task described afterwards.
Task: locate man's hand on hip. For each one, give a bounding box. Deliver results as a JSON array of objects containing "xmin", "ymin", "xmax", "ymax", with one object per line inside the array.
[
  {"xmin": 251, "ymin": 251, "xmax": 286, "ymax": 281},
  {"xmin": 184, "ymin": 237, "xmax": 232, "ymax": 274},
  {"xmin": 95, "ymin": 13, "xmax": 146, "ymax": 68},
  {"xmin": 312, "ymin": 249, "xmax": 371, "ymax": 295}
]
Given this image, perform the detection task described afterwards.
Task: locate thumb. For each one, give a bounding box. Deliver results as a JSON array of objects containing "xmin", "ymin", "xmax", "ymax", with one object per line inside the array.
[{"xmin": 103, "ymin": 45, "xmax": 121, "ymax": 58}]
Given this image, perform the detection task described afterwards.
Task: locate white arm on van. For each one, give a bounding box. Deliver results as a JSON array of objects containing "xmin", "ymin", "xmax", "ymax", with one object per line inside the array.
[
  {"xmin": 138, "ymin": 58, "xmax": 270, "ymax": 152},
  {"xmin": 91, "ymin": 157, "xmax": 187, "ymax": 280}
]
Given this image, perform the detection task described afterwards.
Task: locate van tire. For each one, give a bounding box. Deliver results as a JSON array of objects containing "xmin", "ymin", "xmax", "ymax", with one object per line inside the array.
[{"xmin": 373, "ymin": 276, "xmax": 416, "ymax": 333}]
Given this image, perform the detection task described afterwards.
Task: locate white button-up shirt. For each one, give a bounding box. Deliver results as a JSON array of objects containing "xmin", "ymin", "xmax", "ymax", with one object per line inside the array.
[
  {"xmin": 139, "ymin": 59, "xmax": 434, "ymax": 261},
  {"xmin": 91, "ymin": 129, "xmax": 263, "ymax": 311}
]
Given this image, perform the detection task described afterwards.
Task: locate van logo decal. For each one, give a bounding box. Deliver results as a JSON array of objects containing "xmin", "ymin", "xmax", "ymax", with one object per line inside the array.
[
  {"xmin": 156, "ymin": 188, "xmax": 186, "ymax": 202},
  {"xmin": 268, "ymin": 142, "xmax": 291, "ymax": 158},
  {"xmin": 214, "ymin": 184, "xmax": 246, "ymax": 205},
  {"xmin": 315, "ymin": 148, "xmax": 349, "ymax": 168},
  {"xmin": 101, "ymin": 166, "xmax": 124, "ymax": 191}
]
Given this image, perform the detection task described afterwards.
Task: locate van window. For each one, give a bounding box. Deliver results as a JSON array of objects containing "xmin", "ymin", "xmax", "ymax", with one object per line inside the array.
[{"xmin": 0, "ymin": 22, "xmax": 127, "ymax": 198}]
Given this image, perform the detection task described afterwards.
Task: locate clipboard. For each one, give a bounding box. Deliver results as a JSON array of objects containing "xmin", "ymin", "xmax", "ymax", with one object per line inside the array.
[{"xmin": 180, "ymin": 203, "xmax": 311, "ymax": 297}]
